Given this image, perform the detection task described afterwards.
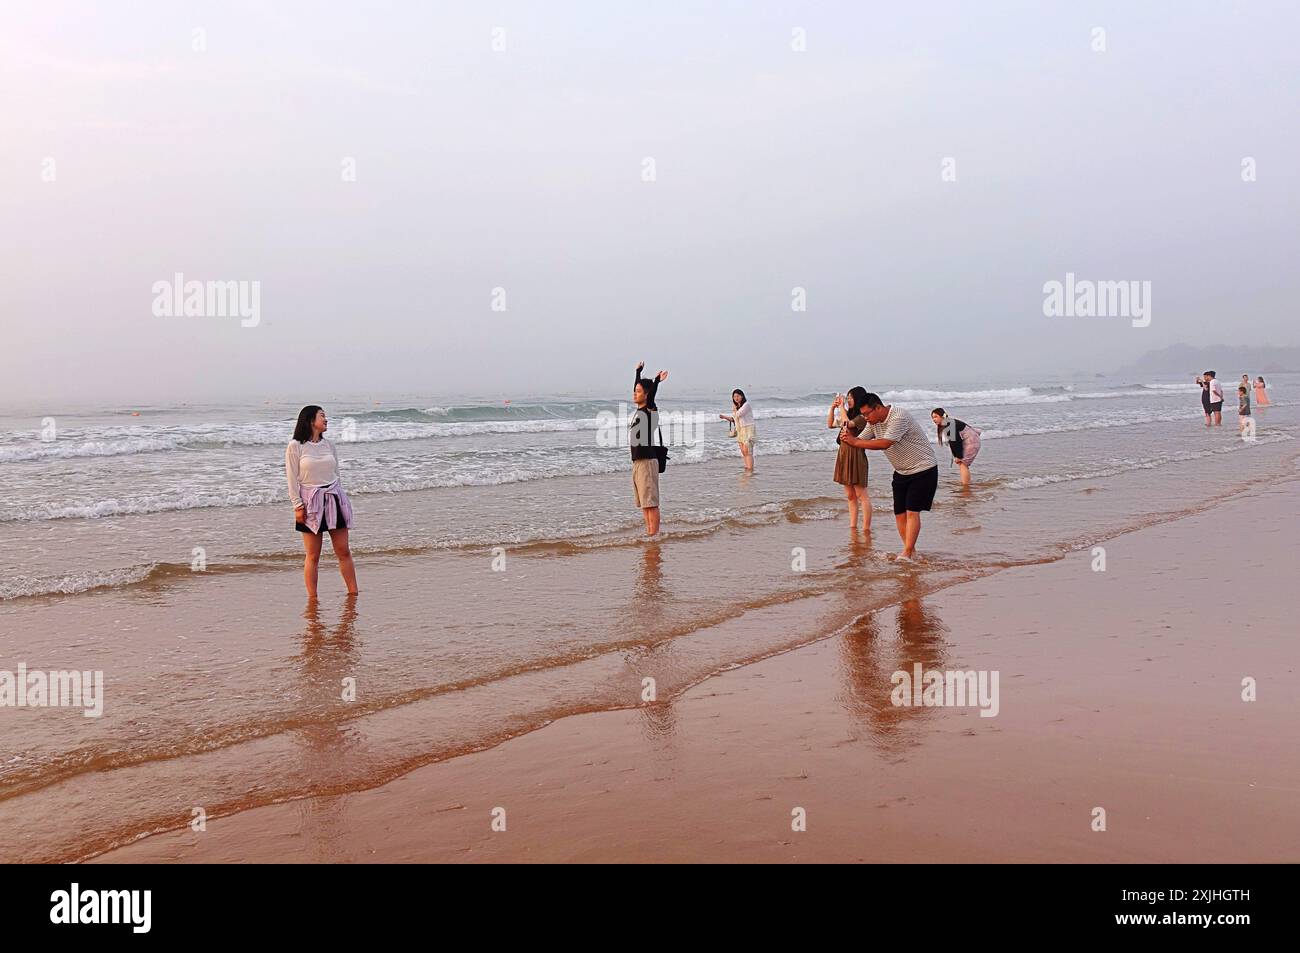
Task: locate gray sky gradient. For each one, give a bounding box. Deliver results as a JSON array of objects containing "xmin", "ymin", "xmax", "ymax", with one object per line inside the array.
[{"xmin": 2, "ymin": 1, "xmax": 1298, "ymax": 405}]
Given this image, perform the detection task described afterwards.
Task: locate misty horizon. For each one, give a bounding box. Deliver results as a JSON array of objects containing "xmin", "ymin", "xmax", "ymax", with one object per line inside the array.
[{"xmin": 3, "ymin": 2, "xmax": 1297, "ymax": 406}]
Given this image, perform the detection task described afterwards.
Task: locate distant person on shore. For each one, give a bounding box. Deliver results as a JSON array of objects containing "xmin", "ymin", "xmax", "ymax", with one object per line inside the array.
[
  {"xmin": 1254, "ymin": 376, "xmax": 1271, "ymax": 407},
  {"xmin": 827, "ymin": 388, "xmax": 872, "ymax": 530},
  {"xmin": 1238, "ymin": 385, "xmax": 1252, "ymax": 435},
  {"xmin": 1196, "ymin": 375, "xmax": 1212, "ymax": 426},
  {"xmin": 630, "ymin": 361, "xmax": 669, "ymax": 536},
  {"xmin": 1206, "ymin": 371, "xmax": 1224, "ymax": 426},
  {"xmin": 931, "ymin": 408, "xmax": 981, "ymax": 486},
  {"xmin": 286, "ymin": 405, "xmax": 358, "ymax": 599},
  {"xmin": 839, "ymin": 393, "xmax": 938, "ymax": 560},
  {"xmin": 719, "ymin": 388, "xmax": 755, "ymax": 472}
]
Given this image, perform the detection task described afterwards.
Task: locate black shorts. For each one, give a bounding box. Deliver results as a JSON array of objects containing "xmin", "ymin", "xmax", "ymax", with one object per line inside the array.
[
  {"xmin": 892, "ymin": 465, "xmax": 939, "ymax": 515},
  {"xmin": 1209, "ymin": 400, "xmax": 1223, "ymax": 413},
  {"xmin": 295, "ymin": 518, "xmax": 348, "ymax": 535}
]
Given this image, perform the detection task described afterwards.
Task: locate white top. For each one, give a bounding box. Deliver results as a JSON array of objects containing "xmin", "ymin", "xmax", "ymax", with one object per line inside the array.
[
  {"xmin": 285, "ymin": 439, "xmax": 340, "ymax": 508},
  {"xmin": 867, "ymin": 406, "xmax": 938, "ymax": 476},
  {"xmin": 733, "ymin": 403, "xmax": 755, "ymax": 429},
  {"xmin": 1209, "ymin": 378, "xmax": 1224, "ymax": 401}
]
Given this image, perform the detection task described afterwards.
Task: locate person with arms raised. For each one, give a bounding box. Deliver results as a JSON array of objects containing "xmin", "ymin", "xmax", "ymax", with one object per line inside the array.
[{"xmin": 629, "ymin": 361, "xmax": 669, "ymax": 536}]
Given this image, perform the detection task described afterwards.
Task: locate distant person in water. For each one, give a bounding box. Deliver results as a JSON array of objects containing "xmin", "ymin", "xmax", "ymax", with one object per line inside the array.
[
  {"xmin": 286, "ymin": 405, "xmax": 358, "ymax": 599},
  {"xmin": 719, "ymin": 388, "xmax": 756, "ymax": 472},
  {"xmin": 839, "ymin": 393, "xmax": 938, "ymax": 560},
  {"xmin": 1237, "ymin": 385, "xmax": 1252, "ymax": 435},
  {"xmin": 1196, "ymin": 374, "xmax": 1212, "ymax": 427},
  {"xmin": 1254, "ymin": 376, "xmax": 1271, "ymax": 407},
  {"xmin": 931, "ymin": 408, "xmax": 981, "ymax": 486},
  {"xmin": 827, "ymin": 387, "xmax": 872, "ymax": 530},
  {"xmin": 630, "ymin": 361, "xmax": 669, "ymax": 536},
  {"xmin": 1205, "ymin": 371, "xmax": 1224, "ymax": 426}
]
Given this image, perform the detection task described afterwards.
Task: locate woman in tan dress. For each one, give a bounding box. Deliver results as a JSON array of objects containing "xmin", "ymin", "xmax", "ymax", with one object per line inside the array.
[{"xmin": 827, "ymin": 386, "xmax": 871, "ymax": 530}]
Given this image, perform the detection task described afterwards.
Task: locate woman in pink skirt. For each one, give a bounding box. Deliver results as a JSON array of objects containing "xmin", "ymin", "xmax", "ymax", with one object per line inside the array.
[{"xmin": 932, "ymin": 408, "xmax": 981, "ymax": 487}]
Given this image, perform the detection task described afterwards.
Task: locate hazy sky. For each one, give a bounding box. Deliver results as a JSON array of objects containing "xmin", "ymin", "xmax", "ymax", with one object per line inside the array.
[{"xmin": 2, "ymin": 1, "xmax": 1297, "ymax": 405}]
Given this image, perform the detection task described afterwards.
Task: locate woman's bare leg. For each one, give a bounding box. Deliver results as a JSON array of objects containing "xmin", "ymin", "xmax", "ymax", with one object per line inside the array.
[
  {"xmin": 643, "ymin": 506, "xmax": 660, "ymax": 536},
  {"xmin": 741, "ymin": 443, "xmax": 754, "ymax": 472},
  {"xmin": 301, "ymin": 531, "xmax": 324, "ymax": 599},
  {"xmin": 329, "ymin": 528, "xmax": 359, "ymax": 594},
  {"xmin": 958, "ymin": 462, "xmax": 971, "ymax": 486},
  {"xmin": 855, "ymin": 486, "xmax": 872, "ymax": 530},
  {"xmin": 844, "ymin": 485, "xmax": 859, "ymax": 527}
]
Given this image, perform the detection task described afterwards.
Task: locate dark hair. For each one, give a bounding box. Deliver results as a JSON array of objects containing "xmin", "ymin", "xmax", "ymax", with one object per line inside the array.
[
  {"xmin": 861, "ymin": 391, "xmax": 884, "ymax": 410},
  {"xmin": 636, "ymin": 377, "xmax": 660, "ymax": 410},
  {"xmin": 845, "ymin": 386, "xmax": 871, "ymax": 417},
  {"xmin": 293, "ymin": 405, "xmax": 324, "ymax": 443},
  {"xmin": 1238, "ymin": 385, "xmax": 1247, "ymax": 393},
  {"xmin": 932, "ymin": 407, "xmax": 949, "ymax": 443},
  {"xmin": 731, "ymin": 389, "xmax": 747, "ymax": 409},
  {"xmin": 1257, "ymin": 377, "xmax": 1266, "ymax": 385}
]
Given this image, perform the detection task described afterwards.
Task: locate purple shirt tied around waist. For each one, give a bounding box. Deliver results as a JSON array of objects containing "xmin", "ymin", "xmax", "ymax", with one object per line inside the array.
[{"xmin": 301, "ymin": 480, "xmax": 353, "ymax": 534}]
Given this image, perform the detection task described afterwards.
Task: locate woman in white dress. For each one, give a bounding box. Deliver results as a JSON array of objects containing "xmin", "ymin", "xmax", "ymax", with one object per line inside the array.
[{"xmin": 719, "ymin": 389, "xmax": 756, "ymax": 472}]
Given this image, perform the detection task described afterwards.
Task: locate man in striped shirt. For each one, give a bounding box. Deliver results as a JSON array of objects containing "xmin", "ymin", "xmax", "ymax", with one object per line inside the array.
[{"xmin": 839, "ymin": 393, "xmax": 939, "ymax": 560}]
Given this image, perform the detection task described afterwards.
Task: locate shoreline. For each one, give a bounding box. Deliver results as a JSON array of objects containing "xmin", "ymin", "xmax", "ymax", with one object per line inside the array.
[{"xmin": 90, "ymin": 474, "xmax": 1300, "ymax": 863}]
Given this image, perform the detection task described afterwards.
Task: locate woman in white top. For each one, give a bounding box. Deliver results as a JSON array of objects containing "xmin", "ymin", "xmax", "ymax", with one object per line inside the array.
[
  {"xmin": 285, "ymin": 405, "xmax": 358, "ymax": 598},
  {"xmin": 719, "ymin": 388, "xmax": 756, "ymax": 472}
]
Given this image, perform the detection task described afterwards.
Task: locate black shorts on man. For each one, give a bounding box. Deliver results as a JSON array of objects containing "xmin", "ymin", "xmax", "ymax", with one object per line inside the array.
[
  {"xmin": 892, "ymin": 465, "xmax": 939, "ymax": 514},
  {"xmin": 1209, "ymin": 400, "xmax": 1223, "ymax": 413}
]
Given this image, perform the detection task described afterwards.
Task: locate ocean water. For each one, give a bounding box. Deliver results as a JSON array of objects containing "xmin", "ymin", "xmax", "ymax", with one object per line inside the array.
[
  {"xmin": 2, "ymin": 373, "xmax": 1297, "ymax": 862},
  {"xmin": 3, "ymin": 374, "xmax": 1293, "ymax": 599}
]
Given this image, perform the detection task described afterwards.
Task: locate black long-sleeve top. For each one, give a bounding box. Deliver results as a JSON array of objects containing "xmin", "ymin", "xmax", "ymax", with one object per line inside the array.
[
  {"xmin": 940, "ymin": 418, "xmax": 968, "ymax": 459},
  {"xmin": 631, "ymin": 365, "xmax": 664, "ymax": 460}
]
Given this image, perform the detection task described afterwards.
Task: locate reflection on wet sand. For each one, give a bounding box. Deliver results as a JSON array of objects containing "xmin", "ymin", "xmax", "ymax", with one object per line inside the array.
[
  {"xmin": 297, "ymin": 594, "xmax": 361, "ymax": 692},
  {"xmin": 836, "ymin": 585, "xmax": 951, "ymax": 752},
  {"xmin": 844, "ymin": 526, "xmax": 874, "ymax": 564},
  {"xmin": 631, "ymin": 542, "xmax": 680, "ymax": 747},
  {"xmin": 634, "ymin": 542, "xmax": 665, "ymax": 604},
  {"xmin": 636, "ymin": 690, "xmax": 680, "ymax": 751},
  {"xmin": 293, "ymin": 595, "xmax": 363, "ymax": 861}
]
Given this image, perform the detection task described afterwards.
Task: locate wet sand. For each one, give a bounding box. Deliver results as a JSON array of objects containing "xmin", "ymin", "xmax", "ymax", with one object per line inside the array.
[{"xmin": 93, "ymin": 475, "xmax": 1300, "ymax": 863}]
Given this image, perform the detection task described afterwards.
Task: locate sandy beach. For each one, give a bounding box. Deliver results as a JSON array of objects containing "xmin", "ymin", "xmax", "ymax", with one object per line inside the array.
[
  {"xmin": 4, "ymin": 381, "xmax": 1291, "ymax": 866},
  {"xmin": 5, "ymin": 0, "xmax": 1300, "ymax": 907},
  {"xmin": 89, "ymin": 472, "xmax": 1299, "ymax": 864}
]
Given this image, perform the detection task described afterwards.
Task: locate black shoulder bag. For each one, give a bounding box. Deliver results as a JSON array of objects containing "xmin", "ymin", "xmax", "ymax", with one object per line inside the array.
[{"xmin": 647, "ymin": 408, "xmax": 669, "ymax": 473}]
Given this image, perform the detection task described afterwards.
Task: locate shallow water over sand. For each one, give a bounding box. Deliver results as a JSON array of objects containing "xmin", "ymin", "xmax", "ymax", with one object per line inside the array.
[{"xmin": 1, "ymin": 381, "xmax": 1297, "ymax": 861}]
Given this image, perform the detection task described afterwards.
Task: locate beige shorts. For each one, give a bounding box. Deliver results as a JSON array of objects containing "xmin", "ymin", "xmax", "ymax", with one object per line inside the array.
[
  {"xmin": 735, "ymin": 425, "xmax": 756, "ymax": 447},
  {"xmin": 632, "ymin": 458, "xmax": 660, "ymax": 509}
]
